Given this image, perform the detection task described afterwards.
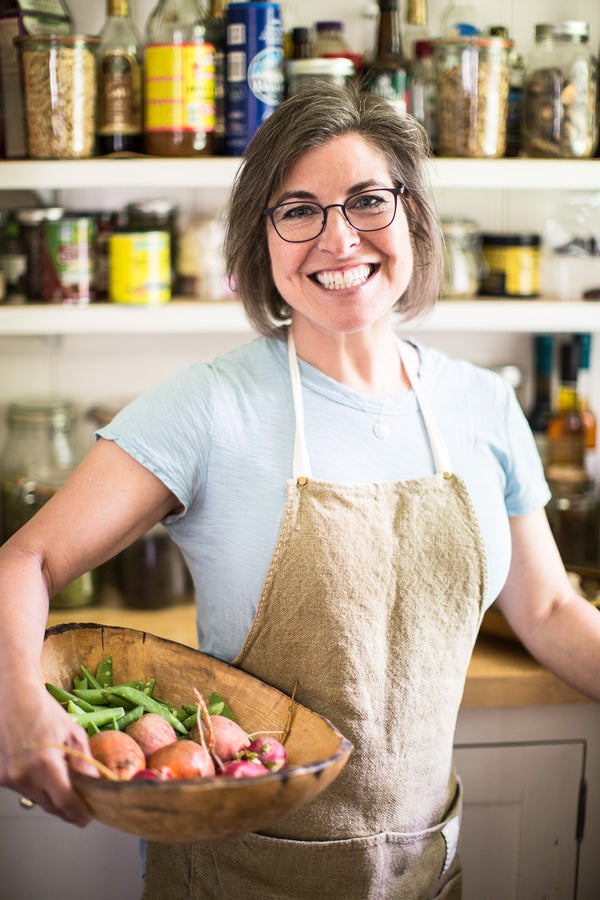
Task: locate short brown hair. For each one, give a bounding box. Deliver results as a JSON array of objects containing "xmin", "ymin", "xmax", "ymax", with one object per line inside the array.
[{"xmin": 225, "ymin": 82, "xmax": 443, "ymax": 338}]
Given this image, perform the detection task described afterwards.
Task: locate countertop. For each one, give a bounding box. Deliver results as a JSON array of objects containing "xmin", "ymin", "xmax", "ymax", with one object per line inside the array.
[{"xmin": 46, "ymin": 603, "xmax": 592, "ymax": 710}]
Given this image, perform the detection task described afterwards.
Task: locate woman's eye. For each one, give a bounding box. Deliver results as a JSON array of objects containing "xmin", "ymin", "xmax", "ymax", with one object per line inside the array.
[
  {"xmin": 280, "ymin": 204, "xmax": 319, "ymax": 220},
  {"xmin": 350, "ymin": 194, "xmax": 384, "ymax": 211}
]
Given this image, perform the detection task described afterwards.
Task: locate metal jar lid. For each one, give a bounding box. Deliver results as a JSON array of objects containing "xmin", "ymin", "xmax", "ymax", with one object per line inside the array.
[
  {"xmin": 535, "ymin": 21, "xmax": 589, "ymax": 42},
  {"xmin": 286, "ymin": 58, "xmax": 355, "ymax": 78},
  {"xmin": 16, "ymin": 208, "xmax": 64, "ymax": 225},
  {"xmin": 7, "ymin": 397, "xmax": 77, "ymax": 429}
]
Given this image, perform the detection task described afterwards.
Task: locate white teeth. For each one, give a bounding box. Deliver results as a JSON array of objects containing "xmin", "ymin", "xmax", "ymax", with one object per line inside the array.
[{"xmin": 314, "ymin": 264, "xmax": 372, "ymax": 290}]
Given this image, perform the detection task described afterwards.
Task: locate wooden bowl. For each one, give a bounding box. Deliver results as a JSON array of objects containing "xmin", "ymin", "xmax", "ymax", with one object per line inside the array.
[{"xmin": 41, "ymin": 623, "xmax": 353, "ymax": 843}]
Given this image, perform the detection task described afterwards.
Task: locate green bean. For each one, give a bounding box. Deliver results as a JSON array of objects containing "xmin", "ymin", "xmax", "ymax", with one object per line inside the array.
[
  {"xmin": 103, "ymin": 686, "xmax": 187, "ymax": 734},
  {"xmin": 95, "ymin": 655, "xmax": 113, "ymax": 688},
  {"xmin": 46, "ymin": 682, "xmax": 96, "ymax": 713}
]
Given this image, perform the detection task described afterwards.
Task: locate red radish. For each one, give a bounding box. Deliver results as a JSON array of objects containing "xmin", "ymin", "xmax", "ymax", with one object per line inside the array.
[
  {"xmin": 131, "ymin": 768, "xmax": 173, "ymax": 781},
  {"xmin": 125, "ymin": 713, "xmax": 178, "ymax": 758},
  {"xmin": 217, "ymin": 759, "xmax": 270, "ymax": 778},
  {"xmin": 148, "ymin": 740, "xmax": 215, "ymax": 779},
  {"xmin": 243, "ymin": 737, "xmax": 287, "ymax": 772},
  {"xmin": 89, "ymin": 731, "xmax": 146, "ymax": 781},
  {"xmin": 191, "ymin": 714, "xmax": 250, "ymax": 762}
]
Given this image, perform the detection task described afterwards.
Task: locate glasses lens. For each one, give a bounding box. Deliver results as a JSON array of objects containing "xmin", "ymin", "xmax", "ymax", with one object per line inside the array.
[
  {"xmin": 344, "ymin": 189, "xmax": 397, "ymax": 231},
  {"xmin": 272, "ymin": 202, "xmax": 324, "ymax": 241}
]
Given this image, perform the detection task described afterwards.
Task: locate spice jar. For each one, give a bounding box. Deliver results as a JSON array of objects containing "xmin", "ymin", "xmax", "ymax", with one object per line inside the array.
[
  {"xmin": 523, "ymin": 22, "xmax": 598, "ymax": 159},
  {"xmin": 442, "ymin": 219, "xmax": 486, "ymax": 298},
  {"xmin": 0, "ymin": 398, "xmax": 97, "ymax": 609},
  {"xmin": 479, "ymin": 233, "xmax": 541, "ymax": 298},
  {"xmin": 15, "ymin": 35, "xmax": 100, "ymax": 159},
  {"xmin": 433, "ymin": 36, "xmax": 512, "ymax": 158}
]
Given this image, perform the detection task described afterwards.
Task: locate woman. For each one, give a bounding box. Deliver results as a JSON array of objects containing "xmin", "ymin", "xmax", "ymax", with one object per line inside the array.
[{"xmin": 1, "ymin": 83, "xmax": 599, "ymax": 900}]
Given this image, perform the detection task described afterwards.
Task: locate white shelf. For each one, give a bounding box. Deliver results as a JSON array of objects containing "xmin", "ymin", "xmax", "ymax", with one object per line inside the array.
[
  {"xmin": 0, "ymin": 156, "xmax": 599, "ymax": 192},
  {"xmin": 2, "ymin": 300, "xmax": 600, "ymax": 336}
]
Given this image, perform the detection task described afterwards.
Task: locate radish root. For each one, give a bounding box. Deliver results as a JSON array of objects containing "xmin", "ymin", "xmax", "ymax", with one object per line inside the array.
[
  {"xmin": 25, "ymin": 741, "xmax": 119, "ymax": 781},
  {"xmin": 282, "ymin": 681, "xmax": 298, "ymax": 746},
  {"xmin": 193, "ymin": 688, "xmax": 225, "ymax": 771}
]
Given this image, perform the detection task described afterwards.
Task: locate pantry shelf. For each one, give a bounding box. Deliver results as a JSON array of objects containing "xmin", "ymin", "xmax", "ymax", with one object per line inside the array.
[
  {"xmin": 2, "ymin": 300, "xmax": 600, "ymax": 337},
  {"xmin": 0, "ymin": 157, "xmax": 599, "ymax": 192}
]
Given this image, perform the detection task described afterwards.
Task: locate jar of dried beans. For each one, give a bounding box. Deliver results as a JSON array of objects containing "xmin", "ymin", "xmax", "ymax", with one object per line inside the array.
[
  {"xmin": 15, "ymin": 35, "xmax": 99, "ymax": 159},
  {"xmin": 523, "ymin": 22, "xmax": 598, "ymax": 159},
  {"xmin": 433, "ymin": 35, "xmax": 512, "ymax": 158}
]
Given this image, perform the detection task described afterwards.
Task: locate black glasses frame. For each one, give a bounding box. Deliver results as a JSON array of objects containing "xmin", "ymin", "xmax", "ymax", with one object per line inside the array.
[{"xmin": 262, "ymin": 186, "xmax": 406, "ymax": 243}]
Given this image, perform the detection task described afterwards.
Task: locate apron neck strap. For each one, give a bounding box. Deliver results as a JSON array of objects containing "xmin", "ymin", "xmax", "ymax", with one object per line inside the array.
[{"xmin": 287, "ymin": 332, "xmax": 453, "ymax": 479}]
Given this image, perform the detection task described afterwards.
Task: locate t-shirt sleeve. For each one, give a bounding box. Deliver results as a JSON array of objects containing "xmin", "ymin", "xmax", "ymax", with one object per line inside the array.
[
  {"xmin": 501, "ymin": 381, "xmax": 551, "ymax": 517},
  {"xmin": 95, "ymin": 364, "xmax": 217, "ymax": 520}
]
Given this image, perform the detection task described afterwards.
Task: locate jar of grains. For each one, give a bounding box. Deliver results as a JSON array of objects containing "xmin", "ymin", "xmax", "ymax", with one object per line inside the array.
[
  {"xmin": 442, "ymin": 219, "xmax": 486, "ymax": 298},
  {"xmin": 15, "ymin": 35, "xmax": 100, "ymax": 159},
  {"xmin": 433, "ymin": 35, "xmax": 512, "ymax": 157},
  {"xmin": 523, "ymin": 22, "xmax": 598, "ymax": 159}
]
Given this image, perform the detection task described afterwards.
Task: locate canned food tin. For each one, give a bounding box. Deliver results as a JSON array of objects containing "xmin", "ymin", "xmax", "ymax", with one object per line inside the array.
[
  {"xmin": 225, "ymin": 1, "xmax": 284, "ymax": 156},
  {"xmin": 480, "ymin": 233, "xmax": 541, "ymax": 297},
  {"xmin": 109, "ymin": 230, "xmax": 171, "ymax": 305},
  {"xmin": 42, "ymin": 215, "xmax": 97, "ymax": 304},
  {"xmin": 286, "ymin": 58, "xmax": 355, "ymax": 95}
]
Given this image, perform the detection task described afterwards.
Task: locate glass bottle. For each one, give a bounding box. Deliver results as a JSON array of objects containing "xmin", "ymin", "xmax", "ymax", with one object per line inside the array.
[
  {"xmin": 144, "ymin": 0, "xmax": 216, "ymax": 157},
  {"xmin": 205, "ymin": 0, "xmax": 226, "ymax": 155},
  {"xmin": 0, "ymin": 399, "xmax": 97, "ymax": 609},
  {"xmin": 97, "ymin": 0, "xmax": 144, "ymax": 155},
  {"xmin": 408, "ymin": 39, "xmax": 437, "ymax": 152},
  {"xmin": 311, "ymin": 21, "xmax": 351, "ymax": 58},
  {"xmin": 527, "ymin": 334, "xmax": 553, "ymax": 469},
  {"xmin": 441, "ymin": 218, "xmax": 485, "ymax": 298},
  {"xmin": 439, "ymin": 2, "xmax": 480, "ymax": 37},
  {"xmin": 523, "ymin": 22, "xmax": 598, "ymax": 159},
  {"xmin": 574, "ymin": 333, "xmax": 597, "ymax": 485},
  {"xmin": 292, "ymin": 27, "xmax": 311, "ymax": 59},
  {"xmin": 404, "ymin": 0, "xmax": 429, "ymax": 64},
  {"xmin": 366, "ymin": 0, "xmax": 408, "ymax": 115},
  {"xmin": 546, "ymin": 341, "xmax": 588, "ymax": 491}
]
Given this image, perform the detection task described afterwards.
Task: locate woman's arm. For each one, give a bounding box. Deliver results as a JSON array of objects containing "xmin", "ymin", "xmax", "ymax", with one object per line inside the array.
[
  {"xmin": 495, "ymin": 507, "xmax": 600, "ymax": 702},
  {"xmin": 0, "ymin": 437, "xmax": 180, "ymax": 824}
]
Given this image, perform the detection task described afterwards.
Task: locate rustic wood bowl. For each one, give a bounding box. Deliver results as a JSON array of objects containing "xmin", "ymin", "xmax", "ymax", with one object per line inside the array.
[{"xmin": 41, "ymin": 623, "xmax": 353, "ymax": 843}]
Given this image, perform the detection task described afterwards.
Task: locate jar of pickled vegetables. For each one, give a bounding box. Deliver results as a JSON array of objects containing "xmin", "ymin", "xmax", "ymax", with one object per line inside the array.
[{"xmin": 0, "ymin": 398, "xmax": 97, "ymax": 608}]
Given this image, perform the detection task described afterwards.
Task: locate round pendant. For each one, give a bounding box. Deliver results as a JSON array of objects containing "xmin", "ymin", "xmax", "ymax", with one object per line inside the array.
[{"xmin": 373, "ymin": 422, "xmax": 390, "ymax": 440}]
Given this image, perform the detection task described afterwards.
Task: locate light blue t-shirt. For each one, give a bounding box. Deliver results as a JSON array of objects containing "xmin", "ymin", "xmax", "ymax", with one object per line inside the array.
[{"xmin": 97, "ymin": 335, "xmax": 550, "ymax": 662}]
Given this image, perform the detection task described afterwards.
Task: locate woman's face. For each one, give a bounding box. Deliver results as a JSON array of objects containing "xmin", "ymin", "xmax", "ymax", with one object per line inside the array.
[{"xmin": 265, "ymin": 133, "xmax": 413, "ymax": 340}]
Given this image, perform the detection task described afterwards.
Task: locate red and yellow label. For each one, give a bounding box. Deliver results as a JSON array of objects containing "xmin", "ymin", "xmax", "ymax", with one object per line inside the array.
[{"xmin": 145, "ymin": 42, "xmax": 215, "ymax": 132}]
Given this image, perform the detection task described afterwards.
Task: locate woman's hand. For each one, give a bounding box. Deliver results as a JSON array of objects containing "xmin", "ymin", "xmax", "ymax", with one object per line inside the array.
[{"xmin": 0, "ymin": 681, "xmax": 97, "ymax": 827}]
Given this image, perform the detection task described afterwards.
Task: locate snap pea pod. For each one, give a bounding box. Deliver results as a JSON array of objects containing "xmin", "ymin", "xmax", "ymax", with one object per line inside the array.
[
  {"xmin": 115, "ymin": 705, "xmax": 145, "ymax": 731},
  {"xmin": 68, "ymin": 705, "xmax": 126, "ymax": 732},
  {"xmin": 73, "ymin": 688, "xmax": 108, "ymax": 706},
  {"xmin": 102, "ymin": 686, "xmax": 187, "ymax": 735},
  {"xmin": 46, "ymin": 683, "xmax": 96, "ymax": 713},
  {"xmin": 95, "ymin": 655, "xmax": 113, "ymax": 688},
  {"xmin": 80, "ymin": 664, "xmax": 102, "ymax": 690}
]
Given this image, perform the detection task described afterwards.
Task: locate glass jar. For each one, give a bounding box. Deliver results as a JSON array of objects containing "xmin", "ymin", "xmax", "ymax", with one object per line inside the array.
[
  {"xmin": 546, "ymin": 489, "xmax": 600, "ymax": 571},
  {"xmin": 126, "ymin": 199, "xmax": 178, "ymax": 289},
  {"xmin": 0, "ymin": 398, "xmax": 97, "ymax": 609},
  {"xmin": 442, "ymin": 219, "xmax": 486, "ymax": 298},
  {"xmin": 523, "ymin": 22, "xmax": 598, "ymax": 159},
  {"xmin": 16, "ymin": 208, "xmax": 64, "ymax": 301},
  {"xmin": 311, "ymin": 21, "xmax": 350, "ymax": 58},
  {"xmin": 433, "ymin": 36, "xmax": 512, "ymax": 157},
  {"xmin": 15, "ymin": 35, "xmax": 100, "ymax": 160}
]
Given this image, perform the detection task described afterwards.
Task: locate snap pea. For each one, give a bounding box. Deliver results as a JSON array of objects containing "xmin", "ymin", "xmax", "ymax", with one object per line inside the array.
[
  {"xmin": 73, "ymin": 688, "xmax": 108, "ymax": 706},
  {"xmin": 95, "ymin": 655, "xmax": 113, "ymax": 688},
  {"xmin": 103, "ymin": 686, "xmax": 187, "ymax": 735},
  {"xmin": 80, "ymin": 664, "xmax": 102, "ymax": 691},
  {"xmin": 115, "ymin": 705, "xmax": 145, "ymax": 731},
  {"xmin": 69, "ymin": 706, "xmax": 126, "ymax": 730},
  {"xmin": 46, "ymin": 682, "xmax": 96, "ymax": 713}
]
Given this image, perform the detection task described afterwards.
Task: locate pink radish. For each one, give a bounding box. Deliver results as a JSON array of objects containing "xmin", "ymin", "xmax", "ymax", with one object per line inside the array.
[
  {"xmin": 243, "ymin": 737, "xmax": 287, "ymax": 772},
  {"xmin": 217, "ymin": 759, "xmax": 270, "ymax": 778},
  {"xmin": 148, "ymin": 740, "xmax": 215, "ymax": 779},
  {"xmin": 126, "ymin": 713, "xmax": 178, "ymax": 759},
  {"xmin": 131, "ymin": 768, "xmax": 174, "ymax": 781}
]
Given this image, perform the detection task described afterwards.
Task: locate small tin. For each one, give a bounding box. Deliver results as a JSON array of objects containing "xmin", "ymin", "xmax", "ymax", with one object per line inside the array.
[
  {"xmin": 42, "ymin": 215, "xmax": 96, "ymax": 304},
  {"xmin": 225, "ymin": 1, "xmax": 284, "ymax": 156},
  {"xmin": 109, "ymin": 230, "xmax": 171, "ymax": 305},
  {"xmin": 480, "ymin": 233, "xmax": 541, "ymax": 297}
]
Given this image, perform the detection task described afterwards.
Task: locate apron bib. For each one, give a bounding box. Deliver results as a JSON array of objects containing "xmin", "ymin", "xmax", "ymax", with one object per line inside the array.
[{"xmin": 143, "ymin": 333, "xmax": 488, "ymax": 900}]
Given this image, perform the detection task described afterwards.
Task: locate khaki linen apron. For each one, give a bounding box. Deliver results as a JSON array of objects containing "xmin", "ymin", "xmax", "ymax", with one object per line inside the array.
[{"xmin": 142, "ymin": 333, "xmax": 488, "ymax": 900}]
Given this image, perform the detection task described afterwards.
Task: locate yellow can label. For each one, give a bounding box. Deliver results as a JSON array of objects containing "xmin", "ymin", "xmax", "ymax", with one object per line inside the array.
[
  {"xmin": 109, "ymin": 232, "xmax": 171, "ymax": 305},
  {"xmin": 145, "ymin": 42, "xmax": 215, "ymax": 132},
  {"xmin": 482, "ymin": 245, "xmax": 540, "ymax": 297}
]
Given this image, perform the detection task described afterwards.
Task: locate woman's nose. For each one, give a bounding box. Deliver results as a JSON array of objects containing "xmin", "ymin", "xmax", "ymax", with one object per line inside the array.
[{"xmin": 316, "ymin": 206, "xmax": 360, "ymax": 253}]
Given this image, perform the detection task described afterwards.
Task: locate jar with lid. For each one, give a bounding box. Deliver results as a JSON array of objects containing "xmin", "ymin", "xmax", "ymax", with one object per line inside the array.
[
  {"xmin": 523, "ymin": 22, "xmax": 598, "ymax": 159},
  {"xmin": 0, "ymin": 398, "xmax": 97, "ymax": 608},
  {"xmin": 433, "ymin": 35, "xmax": 512, "ymax": 157},
  {"xmin": 442, "ymin": 219, "xmax": 486, "ymax": 298},
  {"xmin": 126, "ymin": 199, "xmax": 178, "ymax": 288},
  {"xmin": 16, "ymin": 208, "xmax": 64, "ymax": 301},
  {"xmin": 311, "ymin": 21, "xmax": 351, "ymax": 58}
]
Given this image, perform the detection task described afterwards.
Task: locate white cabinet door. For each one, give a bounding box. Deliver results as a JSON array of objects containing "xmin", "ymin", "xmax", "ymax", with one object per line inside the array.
[{"xmin": 455, "ymin": 741, "xmax": 585, "ymax": 900}]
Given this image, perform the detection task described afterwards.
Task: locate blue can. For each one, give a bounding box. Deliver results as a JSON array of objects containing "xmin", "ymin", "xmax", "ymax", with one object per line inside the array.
[{"xmin": 225, "ymin": 2, "xmax": 284, "ymax": 156}]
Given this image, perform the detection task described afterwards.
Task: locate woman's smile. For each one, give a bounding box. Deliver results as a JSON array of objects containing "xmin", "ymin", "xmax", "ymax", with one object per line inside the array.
[{"xmin": 309, "ymin": 263, "xmax": 378, "ymax": 290}]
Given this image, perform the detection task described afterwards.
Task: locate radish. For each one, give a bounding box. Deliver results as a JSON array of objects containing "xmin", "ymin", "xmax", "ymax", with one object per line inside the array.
[
  {"xmin": 148, "ymin": 739, "xmax": 215, "ymax": 779},
  {"xmin": 126, "ymin": 713, "xmax": 178, "ymax": 758},
  {"xmin": 191, "ymin": 714, "xmax": 251, "ymax": 762},
  {"xmin": 243, "ymin": 737, "xmax": 287, "ymax": 772},
  {"xmin": 217, "ymin": 759, "xmax": 270, "ymax": 778},
  {"xmin": 131, "ymin": 768, "xmax": 173, "ymax": 781}
]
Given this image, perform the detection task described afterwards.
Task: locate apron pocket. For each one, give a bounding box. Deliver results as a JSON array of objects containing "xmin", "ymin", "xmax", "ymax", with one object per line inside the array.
[{"xmin": 143, "ymin": 782, "xmax": 463, "ymax": 900}]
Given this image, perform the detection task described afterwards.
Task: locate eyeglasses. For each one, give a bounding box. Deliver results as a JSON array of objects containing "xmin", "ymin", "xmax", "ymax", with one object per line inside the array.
[{"xmin": 262, "ymin": 186, "xmax": 405, "ymax": 243}]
